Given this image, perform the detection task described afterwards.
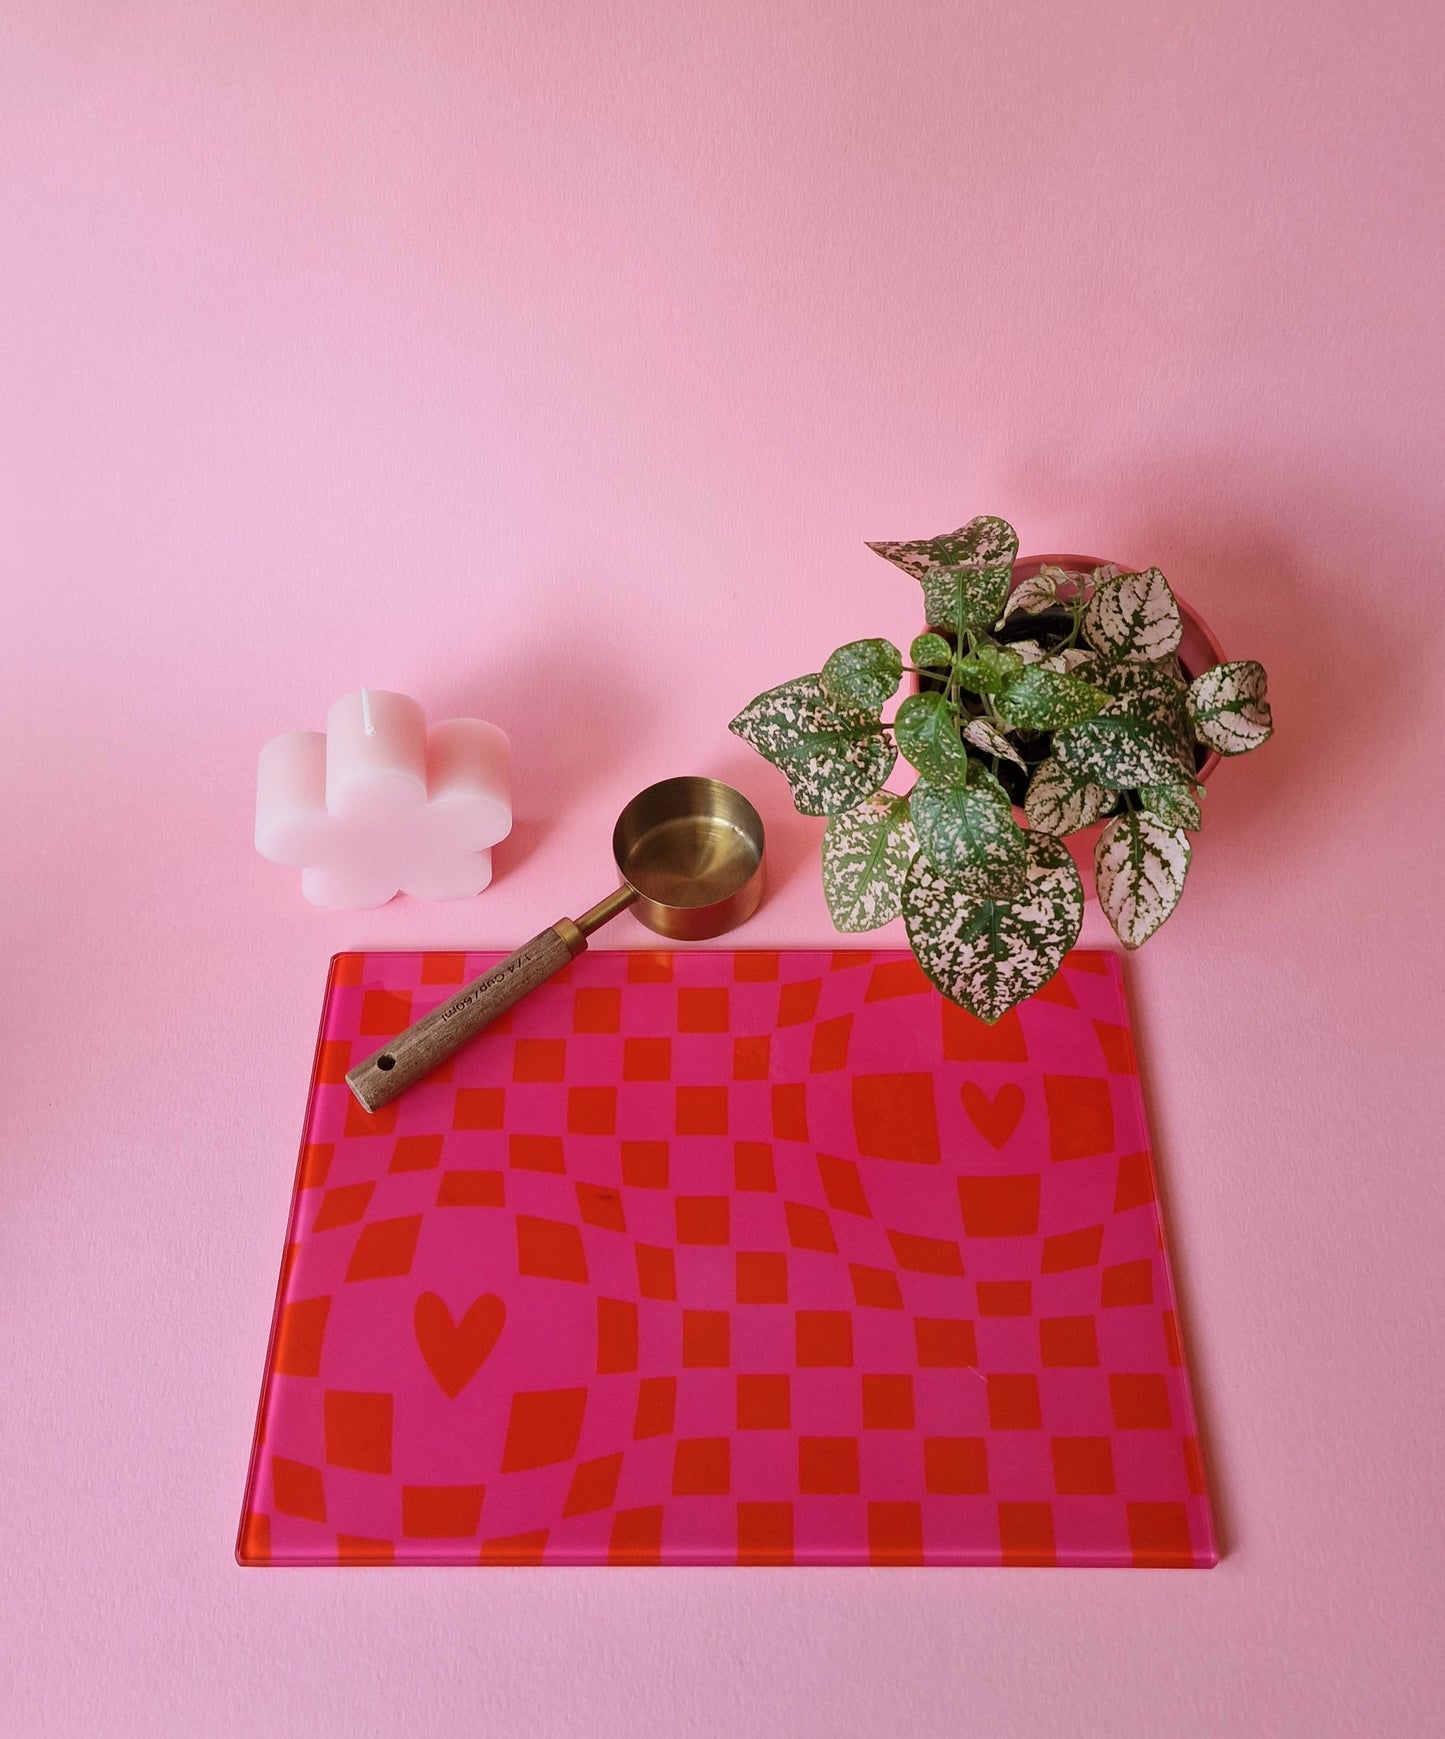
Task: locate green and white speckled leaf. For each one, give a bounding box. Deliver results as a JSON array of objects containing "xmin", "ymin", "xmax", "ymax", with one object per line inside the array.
[
  {"xmin": 821, "ymin": 792, "xmax": 918, "ymax": 932},
  {"xmin": 1038, "ymin": 647, "xmax": 1096, "ymax": 674},
  {"xmin": 868, "ymin": 516, "xmax": 1018, "ymax": 634},
  {"xmin": 910, "ymin": 632, "xmax": 953, "ymax": 670},
  {"xmin": 961, "ymin": 716, "xmax": 1027, "ymax": 767},
  {"xmin": 1187, "ymin": 659, "xmax": 1274, "ymax": 754},
  {"xmin": 1083, "ymin": 567, "xmax": 1182, "ymax": 664},
  {"xmin": 994, "ymin": 665, "xmax": 1109, "ymax": 732},
  {"xmin": 730, "ymin": 675, "xmax": 896, "ymax": 817},
  {"xmin": 919, "ymin": 562, "xmax": 1015, "ymax": 636},
  {"xmin": 902, "ymin": 831, "xmax": 1084, "ymax": 1023},
  {"xmin": 1024, "ymin": 755, "xmax": 1114, "ymax": 834},
  {"xmin": 909, "ymin": 777, "xmax": 1027, "ymax": 898},
  {"xmin": 1096, "ymin": 655, "xmax": 1194, "ymax": 766},
  {"xmin": 1095, "ymin": 810, "xmax": 1191, "ymax": 948},
  {"xmin": 1053, "ymin": 706, "xmax": 1191, "ymax": 789},
  {"xmin": 1044, "ymin": 564, "xmax": 1089, "ymax": 595},
  {"xmin": 1000, "ymin": 568, "xmax": 1066, "ymax": 622},
  {"xmin": 1098, "ymin": 653, "xmax": 1189, "ymax": 723},
  {"xmin": 967, "ymin": 762, "xmax": 1014, "ymax": 805},
  {"xmin": 1138, "ymin": 780, "xmax": 1202, "ymax": 831},
  {"xmin": 956, "ymin": 644, "xmax": 1024, "ymax": 694},
  {"xmin": 820, "ymin": 638, "xmax": 903, "ymax": 711},
  {"xmin": 867, "ymin": 515, "xmax": 1017, "ymax": 582},
  {"xmin": 893, "ymin": 691, "xmax": 972, "ymax": 787}
]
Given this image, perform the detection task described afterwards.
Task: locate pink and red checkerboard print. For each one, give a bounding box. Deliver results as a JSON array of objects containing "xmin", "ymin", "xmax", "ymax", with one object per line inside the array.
[{"xmin": 239, "ymin": 948, "xmax": 1217, "ymax": 1567}]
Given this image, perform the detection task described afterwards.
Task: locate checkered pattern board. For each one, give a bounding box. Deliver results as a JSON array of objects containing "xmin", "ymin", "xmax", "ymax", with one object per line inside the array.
[{"xmin": 239, "ymin": 947, "xmax": 1217, "ymax": 1567}]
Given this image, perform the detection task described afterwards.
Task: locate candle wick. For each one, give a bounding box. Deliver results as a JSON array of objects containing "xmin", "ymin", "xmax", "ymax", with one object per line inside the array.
[{"xmin": 361, "ymin": 688, "xmax": 375, "ymax": 737}]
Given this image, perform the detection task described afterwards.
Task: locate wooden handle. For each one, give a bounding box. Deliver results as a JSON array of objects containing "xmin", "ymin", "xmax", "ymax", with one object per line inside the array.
[{"xmin": 346, "ymin": 922, "xmax": 585, "ymax": 1113}]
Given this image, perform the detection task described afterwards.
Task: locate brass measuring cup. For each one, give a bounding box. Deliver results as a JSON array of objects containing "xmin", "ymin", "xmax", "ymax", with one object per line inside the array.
[{"xmin": 346, "ymin": 776, "xmax": 765, "ymax": 1112}]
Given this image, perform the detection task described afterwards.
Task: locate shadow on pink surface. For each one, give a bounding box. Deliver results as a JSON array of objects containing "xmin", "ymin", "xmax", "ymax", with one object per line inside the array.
[
  {"xmin": 997, "ymin": 445, "xmax": 1444, "ymax": 1566},
  {"xmin": 1007, "ymin": 446, "xmax": 1428, "ymax": 864}
]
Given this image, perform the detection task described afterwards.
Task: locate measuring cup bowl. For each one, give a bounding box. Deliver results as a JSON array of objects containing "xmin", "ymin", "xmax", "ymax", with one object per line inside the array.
[{"xmin": 612, "ymin": 776, "xmax": 765, "ymax": 939}]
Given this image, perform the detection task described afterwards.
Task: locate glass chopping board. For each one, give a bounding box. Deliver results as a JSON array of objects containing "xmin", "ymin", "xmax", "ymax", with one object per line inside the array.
[{"xmin": 239, "ymin": 948, "xmax": 1216, "ymax": 1568}]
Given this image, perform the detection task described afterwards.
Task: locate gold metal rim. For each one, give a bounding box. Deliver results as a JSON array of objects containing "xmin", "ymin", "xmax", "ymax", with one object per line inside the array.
[{"xmin": 611, "ymin": 776, "xmax": 766, "ymax": 939}]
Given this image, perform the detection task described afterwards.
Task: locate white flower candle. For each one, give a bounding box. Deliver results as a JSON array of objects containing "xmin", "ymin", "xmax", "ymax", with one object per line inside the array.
[{"xmin": 255, "ymin": 689, "xmax": 511, "ymax": 908}]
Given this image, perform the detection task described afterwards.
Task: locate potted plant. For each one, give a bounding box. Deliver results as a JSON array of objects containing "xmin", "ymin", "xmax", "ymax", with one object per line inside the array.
[{"xmin": 730, "ymin": 516, "xmax": 1272, "ymax": 1022}]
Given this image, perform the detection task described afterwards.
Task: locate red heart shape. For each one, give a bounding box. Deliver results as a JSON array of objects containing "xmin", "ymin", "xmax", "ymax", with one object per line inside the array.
[
  {"xmin": 961, "ymin": 1081, "xmax": 1025, "ymax": 1150},
  {"xmin": 414, "ymin": 1292, "xmax": 506, "ymax": 1398}
]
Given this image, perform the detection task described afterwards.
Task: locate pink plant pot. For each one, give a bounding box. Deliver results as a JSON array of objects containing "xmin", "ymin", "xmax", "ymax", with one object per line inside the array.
[{"xmin": 914, "ymin": 553, "xmax": 1228, "ymax": 900}]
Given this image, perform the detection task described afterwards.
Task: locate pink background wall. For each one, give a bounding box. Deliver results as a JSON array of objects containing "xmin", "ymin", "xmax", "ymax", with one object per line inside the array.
[{"xmin": 2, "ymin": 1, "xmax": 1441, "ymax": 1733}]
